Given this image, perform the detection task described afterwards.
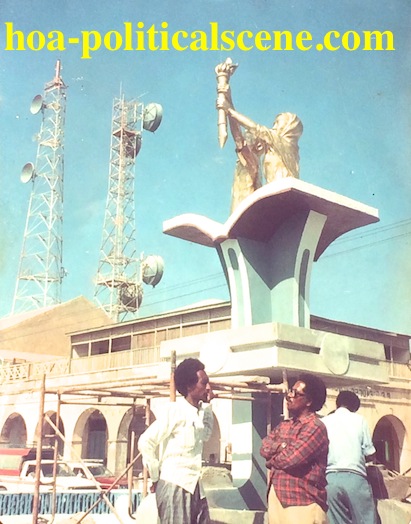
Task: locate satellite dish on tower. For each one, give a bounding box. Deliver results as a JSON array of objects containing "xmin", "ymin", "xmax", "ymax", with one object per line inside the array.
[
  {"xmin": 142, "ymin": 255, "xmax": 164, "ymax": 287},
  {"xmin": 30, "ymin": 95, "xmax": 44, "ymax": 115},
  {"xmin": 135, "ymin": 132, "xmax": 142, "ymax": 157},
  {"xmin": 119, "ymin": 283, "xmax": 143, "ymax": 311},
  {"xmin": 143, "ymin": 103, "xmax": 163, "ymax": 132},
  {"xmin": 20, "ymin": 162, "xmax": 35, "ymax": 184}
]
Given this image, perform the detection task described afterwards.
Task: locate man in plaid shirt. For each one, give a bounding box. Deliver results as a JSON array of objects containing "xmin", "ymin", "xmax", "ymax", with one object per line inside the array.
[{"xmin": 260, "ymin": 373, "xmax": 328, "ymax": 524}]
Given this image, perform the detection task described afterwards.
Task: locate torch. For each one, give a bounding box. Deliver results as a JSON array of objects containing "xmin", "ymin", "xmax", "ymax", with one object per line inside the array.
[{"xmin": 215, "ymin": 58, "xmax": 238, "ymax": 148}]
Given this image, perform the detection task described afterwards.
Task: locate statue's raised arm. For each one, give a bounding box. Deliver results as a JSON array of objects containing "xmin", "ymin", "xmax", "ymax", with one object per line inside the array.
[{"xmin": 215, "ymin": 59, "xmax": 303, "ymax": 212}]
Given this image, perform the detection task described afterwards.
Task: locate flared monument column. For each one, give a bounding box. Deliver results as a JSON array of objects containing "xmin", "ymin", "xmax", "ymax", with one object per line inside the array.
[
  {"xmin": 164, "ymin": 178, "xmax": 379, "ymax": 330},
  {"xmin": 163, "ymin": 177, "xmax": 379, "ymax": 510},
  {"xmin": 217, "ymin": 207, "xmax": 326, "ymax": 329}
]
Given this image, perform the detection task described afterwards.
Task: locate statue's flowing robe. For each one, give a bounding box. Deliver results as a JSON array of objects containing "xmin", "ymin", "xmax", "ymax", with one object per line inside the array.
[{"xmin": 230, "ymin": 113, "xmax": 303, "ymax": 212}]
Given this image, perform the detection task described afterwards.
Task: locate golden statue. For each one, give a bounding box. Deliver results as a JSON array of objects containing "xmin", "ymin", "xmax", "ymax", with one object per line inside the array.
[{"xmin": 215, "ymin": 59, "xmax": 303, "ymax": 212}]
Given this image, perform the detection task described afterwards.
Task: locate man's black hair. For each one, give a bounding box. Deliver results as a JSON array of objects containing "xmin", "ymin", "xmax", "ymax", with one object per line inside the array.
[
  {"xmin": 174, "ymin": 358, "xmax": 205, "ymax": 397},
  {"xmin": 298, "ymin": 373, "xmax": 327, "ymax": 412},
  {"xmin": 336, "ymin": 390, "xmax": 360, "ymax": 412}
]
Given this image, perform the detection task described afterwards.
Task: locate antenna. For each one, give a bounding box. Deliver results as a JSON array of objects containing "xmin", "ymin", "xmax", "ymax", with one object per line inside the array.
[
  {"xmin": 94, "ymin": 93, "xmax": 164, "ymax": 322},
  {"xmin": 30, "ymin": 95, "xmax": 44, "ymax": 115},
  {"xmin": 142, "ymin": 103, "xmax": 163, "ymax": 132},
  {"xmin": 12, "ymin": 61, "xmax": 67, "ymax": 314},
  {"xmin": 20, "ymin": 162, "xmax": 35, "ymax": 184},
  {"xmin": 141, "ymin": 255, "xmax": 164, "ymax": 287}
]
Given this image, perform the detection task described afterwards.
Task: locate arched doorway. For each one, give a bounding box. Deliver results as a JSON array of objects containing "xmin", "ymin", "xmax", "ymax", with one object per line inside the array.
[
  {"xmin": 73, "ymin": 409, "xmax": 108, "ymax": 462},
  {"xmin": 84, "ymin": 411, "xmax": 108, "ymax": 461},
  {"xmin": 0, "ymin": 413, "xmax": 27, "ymax": 448},
  {"xmin": 373, "ymin": 415, "xmax": 405, "ymax": 472},
  {"xmin": 117, "ymin": 406, "xmax": 151, "ymax": 477}
]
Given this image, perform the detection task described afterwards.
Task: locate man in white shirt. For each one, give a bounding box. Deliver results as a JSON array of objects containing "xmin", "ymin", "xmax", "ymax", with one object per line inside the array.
[
  {"xmin": 322, "ymin": 391, "xmax": 377, "ymax": 524},
  {"xmin": 138, "ymin": 358, "xmax": 214, "ymax": 523}
]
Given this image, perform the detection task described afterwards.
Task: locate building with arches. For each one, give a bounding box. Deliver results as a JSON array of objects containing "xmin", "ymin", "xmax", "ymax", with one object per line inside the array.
[{"xmin": 0, "ymin": 298, "xmax": 410, "ymax": 497}]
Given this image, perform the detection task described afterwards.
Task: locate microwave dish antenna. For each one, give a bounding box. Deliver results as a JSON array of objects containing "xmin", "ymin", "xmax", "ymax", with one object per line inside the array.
[
  {"xmin": 30, "ymin": 94, "xmax": 44, "ymax": 115},
  {"xmin": 143, "ymin": 103, "xmax": 163, "ymax": 132},
  {"xmin": 142, "ymin": 255, "xmax": 164, "ymax": 287},
  {"xmin": 119, "ymin": 283, "xmax": 143, "ymax": 311},
  {"xmin": 20, "ymin": 162, "xmax": 35, "ymax": 184}
]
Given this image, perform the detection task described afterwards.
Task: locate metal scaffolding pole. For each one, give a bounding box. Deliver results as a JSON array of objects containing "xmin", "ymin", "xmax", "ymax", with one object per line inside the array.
[{"xmin": 32, "ymin": 374, "xmax": 46, "ymax": 524}]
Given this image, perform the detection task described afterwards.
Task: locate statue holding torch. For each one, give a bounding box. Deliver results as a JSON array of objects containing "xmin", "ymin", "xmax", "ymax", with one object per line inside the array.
[{"xmin": 215, "ymin": 58, "xmax": 303, "ymax": 213}]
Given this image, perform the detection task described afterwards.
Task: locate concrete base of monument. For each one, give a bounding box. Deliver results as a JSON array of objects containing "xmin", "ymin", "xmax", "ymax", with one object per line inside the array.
[
  {"xmin": 210, "ymin": 507, "xmax": 267, "ymax": 524},
  {"xmin": 208, "ymin": 499, "xmax": 411, "ymax": 524},
  {"xmin": 201, "ymin": 465, "xmax": 264, "ymax": 513},
  {"xmin": 160, "ymin": 321, "xmax": 388, "ymax": 385}
]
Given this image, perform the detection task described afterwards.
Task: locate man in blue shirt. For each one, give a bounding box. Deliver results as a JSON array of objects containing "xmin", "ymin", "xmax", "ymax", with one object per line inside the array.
[{"xmin": 322, "ymin": 391, "xmax": 377, "ymax": 524}]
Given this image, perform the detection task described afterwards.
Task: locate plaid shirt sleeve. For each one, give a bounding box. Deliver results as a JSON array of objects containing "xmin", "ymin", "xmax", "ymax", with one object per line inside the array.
[
  {"xmin": 269, "ymin": 417, "xmax": 327, "ymax": 471},
  {"xmin": 260, "ymin": 427, "xmax": 281, "ymax": 460}
]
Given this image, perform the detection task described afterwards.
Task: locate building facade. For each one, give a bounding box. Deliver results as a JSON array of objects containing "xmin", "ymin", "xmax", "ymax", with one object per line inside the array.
[{"xmin": 0, "ymin": 299, "xmax": 410, "ymax": 487}]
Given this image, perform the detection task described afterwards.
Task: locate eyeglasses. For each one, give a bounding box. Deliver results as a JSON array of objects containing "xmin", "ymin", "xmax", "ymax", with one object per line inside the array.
[{"xmin": 287, "ymin": 389, "xmax": 306, "ymax": 398}]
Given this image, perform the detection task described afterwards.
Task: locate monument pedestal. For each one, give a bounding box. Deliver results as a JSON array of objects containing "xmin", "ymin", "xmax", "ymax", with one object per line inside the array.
[{"xmin": 162, "ymin": 178, "xmax": 381, "ymax": 510}]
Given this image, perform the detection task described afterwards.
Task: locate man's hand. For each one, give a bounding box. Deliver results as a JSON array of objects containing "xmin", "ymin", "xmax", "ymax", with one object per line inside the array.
[
  {"xmin": 260, "ymin": 434, "xmax": 286, "ymax": 460},
  {"xmin": 150, "ymin": 481, "xmax": 158, "ymax": 493},
  {"xmin": 207, "ymin": 388, "xmax": 216, "ymax": 403}
]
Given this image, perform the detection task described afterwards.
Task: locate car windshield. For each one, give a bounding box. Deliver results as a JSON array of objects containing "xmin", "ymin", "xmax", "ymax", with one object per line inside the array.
[
  {"xmin": 88, "ymin": 465, "xmax": 113, "ymax": 476},
  {"xmin": 41, "ymin": 463, "xmax": 76, "ymax": 478}
]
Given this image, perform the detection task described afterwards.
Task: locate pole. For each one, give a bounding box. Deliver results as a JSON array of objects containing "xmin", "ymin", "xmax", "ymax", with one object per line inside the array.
[
  {"xmin": 170, "ymin": 350, "xmax": 176, "ymax": 402},
  {"xmin": 142, "ymin": 398, "xmax": 151, "ymax": 498},
  {"xmin": 74, "ymin": 455, "xmax": 142, "ymax": 524},
  {"xmin": 128, "ymin": 403, "xmax": 137, "ymax": 518},
  {"xmin": 50, "ymin": 393, "xmax": 61, "ymax": 523},
  {"xmin": 44, "ymin": 414, "xmax": 127, "ymax": 524},
  {"xmin": 32, "ymin": 374, "xmax": 46, "ymax": 524},
  {"xmin": 282, "ymin": 370, "xmax": 289, "ymax": 420}
]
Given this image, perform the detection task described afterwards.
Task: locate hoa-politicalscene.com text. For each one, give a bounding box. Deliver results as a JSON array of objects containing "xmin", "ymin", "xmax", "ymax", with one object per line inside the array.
[{"xmin": 2, "ymin": 22, "xmax": 395, "ymax": 60}]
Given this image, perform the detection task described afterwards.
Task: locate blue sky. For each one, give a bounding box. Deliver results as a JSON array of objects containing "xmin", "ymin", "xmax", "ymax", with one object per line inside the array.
[{"xmin": 0, "ymin": 0, "xmax": 410, "ymax": 335}]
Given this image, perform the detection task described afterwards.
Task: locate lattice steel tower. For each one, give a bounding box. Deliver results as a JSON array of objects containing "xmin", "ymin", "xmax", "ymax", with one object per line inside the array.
[
  {"xmin": 12, "ymin": 60, "xmax": 67, "ymax": 314},
  {"xmin": 94, "ymin": 94, "xmax": 163, "ymax": 322}
]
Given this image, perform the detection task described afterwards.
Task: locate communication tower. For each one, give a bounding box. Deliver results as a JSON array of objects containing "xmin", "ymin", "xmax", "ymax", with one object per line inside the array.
[
  {"xmin": 94, "ymin": 94, "xmax": 164, "ymax": 322},
  {"xmin": 12, "ymin": 60, "xmax": 67, "ymax": 314}
]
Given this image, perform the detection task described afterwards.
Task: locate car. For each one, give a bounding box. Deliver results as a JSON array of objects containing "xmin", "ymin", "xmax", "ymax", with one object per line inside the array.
[
  {"xmin": 69, "ymin": 461, "xmax": 129, "ymax": 490},
  {"xmin": 0, "ymin": 457, "xmax": 97, "ymax": 492}
]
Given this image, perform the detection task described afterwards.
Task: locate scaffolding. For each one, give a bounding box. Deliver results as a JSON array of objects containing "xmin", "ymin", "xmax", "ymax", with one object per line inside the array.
[{"xmin": 30, "ymin": 355, "xmax": 288, "ymax": 524}]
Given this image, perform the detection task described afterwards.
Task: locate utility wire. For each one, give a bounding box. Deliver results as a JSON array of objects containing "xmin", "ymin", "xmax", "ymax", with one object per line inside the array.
[
  {"xmin": 323, "ymin": 231, "xmax": 411, "ymax": 259},
  {"xmin": 2, "ymin": 218, "xmax": 411, "ymax": 334},
  {"xmin": 328, "ymin": 218, "xmax": 411, "ymax": 246}
]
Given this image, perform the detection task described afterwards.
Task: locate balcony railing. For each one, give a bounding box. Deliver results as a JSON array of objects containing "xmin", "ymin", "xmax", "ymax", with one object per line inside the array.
[
  {"xmin": 0, "ymin": 347, "xmax": 160, "ymax": 385},
  {"xmin": 0, "ymin": 358, "xmax": 69, "ymax": 384},
  {"xmin": 0, "ymin": 349, "xmax": 409, "ymax": 386},
  {"xmin": 388, "ymin": 361, "xmax": 411, "ymax": 380},
  {"xmin": 70, "ymin": 347, "xmax": 160, "ymax": 375}
]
